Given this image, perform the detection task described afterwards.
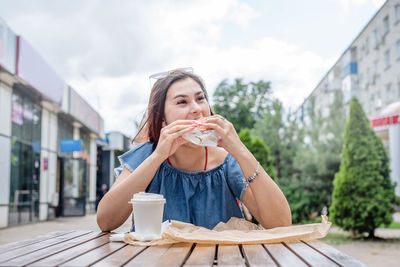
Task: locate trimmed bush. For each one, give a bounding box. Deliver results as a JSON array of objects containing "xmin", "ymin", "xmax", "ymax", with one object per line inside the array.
[{"xmin": 330, "ymin": 98, "xmax": 395, "ymax": 238}]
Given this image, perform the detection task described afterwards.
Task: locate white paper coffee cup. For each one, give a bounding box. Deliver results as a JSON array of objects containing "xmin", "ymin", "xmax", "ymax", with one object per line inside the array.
[{"xmin": 128, "ymin": 192, "xmax": 166, "ymax": 240}]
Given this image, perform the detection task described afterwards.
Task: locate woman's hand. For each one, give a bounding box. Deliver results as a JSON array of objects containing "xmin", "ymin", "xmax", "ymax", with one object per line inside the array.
[
  {"xmin": 201, "ymin": 115, "xmax": 246, "ymax": 156},
  {"xmin": 153, "ymin": 120, "xmax": 194, "ymax": 160}
]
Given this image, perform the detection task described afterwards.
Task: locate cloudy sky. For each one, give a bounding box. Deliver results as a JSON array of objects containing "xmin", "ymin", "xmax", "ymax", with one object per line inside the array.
[{"xmin": 0, "ymin": 0, "xmax": 385, "ymax": 137}]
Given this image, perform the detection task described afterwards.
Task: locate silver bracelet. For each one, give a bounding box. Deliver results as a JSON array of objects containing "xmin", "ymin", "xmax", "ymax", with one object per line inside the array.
[{"xmin": 244, "ymin": 162, "xmax": 260, "ymax": 184}]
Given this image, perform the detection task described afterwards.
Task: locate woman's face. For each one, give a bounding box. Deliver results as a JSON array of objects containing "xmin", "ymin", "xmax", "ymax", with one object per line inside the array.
[{"xmin": 163, "ymin": 78, "xmax": 211, "ymax": 125}]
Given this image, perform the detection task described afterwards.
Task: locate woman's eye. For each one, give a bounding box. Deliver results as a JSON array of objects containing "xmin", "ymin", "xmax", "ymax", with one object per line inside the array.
[
  {"xmin": 197, "ymin": 96, "xmax": 205, "ymax": 101},
  {"xmin": 177, "ymin": 100, "xmax": 187, "ymax": 104}
]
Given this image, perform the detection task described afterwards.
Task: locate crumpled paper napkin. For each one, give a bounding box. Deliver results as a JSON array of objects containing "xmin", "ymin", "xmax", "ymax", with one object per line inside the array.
[
  {"xmin": 110, "ymin": 220, "xmax": 171, "ymax": 242},
  {"xmin": 110, "ymin": 215, "xmax": 331, "ymax": 246}
]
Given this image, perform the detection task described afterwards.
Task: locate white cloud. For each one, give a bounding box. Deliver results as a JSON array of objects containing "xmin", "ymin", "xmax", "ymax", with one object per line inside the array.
[
  {"xmin": 0, "ymin": 0, "xmax": 375, "ymax": 137},
  {"xmin": 338, "ymin": 0, "xmax": 385, "ymax": 13}
]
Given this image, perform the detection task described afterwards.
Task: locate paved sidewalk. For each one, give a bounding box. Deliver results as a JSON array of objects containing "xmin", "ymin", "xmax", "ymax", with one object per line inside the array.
[
  {"xmin": 0, "ymin": 213, "xmax": 132, "ymax": 245},
  {"xmin": 328, "ymin": 212, "xmax": 400, "ymax": 238}
]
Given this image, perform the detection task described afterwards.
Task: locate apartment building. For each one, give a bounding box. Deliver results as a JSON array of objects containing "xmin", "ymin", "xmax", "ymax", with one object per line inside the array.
[{"xmin": 295, "ymin": 0, "xmax": 400, "ymax": 195}]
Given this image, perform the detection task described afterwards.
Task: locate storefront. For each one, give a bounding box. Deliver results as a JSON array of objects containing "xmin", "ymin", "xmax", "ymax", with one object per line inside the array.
[{"xmin": 0, "ymin": 17, "xmax": 104, "ymax": 228}]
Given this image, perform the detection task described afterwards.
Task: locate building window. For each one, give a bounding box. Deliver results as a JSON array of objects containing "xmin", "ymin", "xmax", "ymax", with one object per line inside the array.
[
  {"xmin": 359, "ymin": 74, "xmax": 364, "ymax": 89},
  {"xmin": 384, "ymin": 50, "xmax": 390, "ymax": 69},
  {"xmin": 386, "ymin": 84, "xmax": 393, "ymax": 103},
  {"xmin": 397, "ymin": 40, "xmax": 400, "ymax": 59},
  {"xmin": 396, "ymin": 4, "xmax": 400, "ymax": 22},
  {"xmin": 373, "ymin": 28, "xmax": 379, "ymax": 48},
  {"xmin": 383, "ymin": 16, "xmax": 389, "ymax": 35},
  {"xmin": 398, "ymin": 81, "xmax": 400, "ymax": 98},
  {"xmin": 375, "ymin": 93, "xmax": 381, "ymax": 108},
  {"xmin": 369, "ymin": 95, "xmax": 374, "ymax": 112},
  {"xmin": 374, "ymin": 60, "xmax": 379, "ymax": 76}
]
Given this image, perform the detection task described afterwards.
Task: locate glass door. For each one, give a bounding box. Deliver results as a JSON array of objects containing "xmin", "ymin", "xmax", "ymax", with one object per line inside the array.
[{"xmin": 59, "ymin": 158, "xmax": 87, "ymax": 216}]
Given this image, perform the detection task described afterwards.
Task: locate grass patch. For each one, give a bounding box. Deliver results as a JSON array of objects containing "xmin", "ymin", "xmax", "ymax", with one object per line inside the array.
[
  {"xmin": 381, "ymin": 221, "xmax": 400, "ymax": 229},
  {"xmin": 320, "ymin": 233, "xmax": 353, "ymax": 245}
]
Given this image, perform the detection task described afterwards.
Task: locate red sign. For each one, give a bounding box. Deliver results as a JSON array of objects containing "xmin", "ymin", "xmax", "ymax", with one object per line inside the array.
[
  {"xmin": 43, "ymin": 158, "xmax": 48, "ymax": 171},
  {"xmin": 371, "ymin": 114, "xmax": 400, "ymax": 127}
]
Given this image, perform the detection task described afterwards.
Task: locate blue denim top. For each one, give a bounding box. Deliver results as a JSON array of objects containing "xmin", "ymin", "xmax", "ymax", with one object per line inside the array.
[{"xmin": 114, "ymin": 142, "xmax": 248, "ymax": 229}]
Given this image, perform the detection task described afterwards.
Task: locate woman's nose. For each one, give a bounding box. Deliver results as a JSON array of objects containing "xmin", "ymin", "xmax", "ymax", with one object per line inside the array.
[{"xmin": 190, "ymin": 101, "xmax": 201, "ymax": 113}]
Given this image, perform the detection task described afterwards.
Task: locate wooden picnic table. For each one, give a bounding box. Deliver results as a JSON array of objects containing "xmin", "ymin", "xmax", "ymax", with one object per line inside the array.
[{"xmin": 0, "ymin": 230, "xmax": 366, "ymax": 266}]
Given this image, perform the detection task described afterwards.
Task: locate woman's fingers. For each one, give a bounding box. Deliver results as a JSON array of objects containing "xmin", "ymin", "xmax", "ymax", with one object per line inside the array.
[
  {"xmin": 169, "ymin": 125, "xmax": 195, "ymax": 138},
  {"xmin": 201, "ymin": 115, "xmax": 230, "ymax": 128},
  {"xmin": 162, "ymin": 124, "xmax": 194, "ymax": 136},
  {"xmin": 201, "ymin": 122, "xmax": 225, "ymax": 136}
]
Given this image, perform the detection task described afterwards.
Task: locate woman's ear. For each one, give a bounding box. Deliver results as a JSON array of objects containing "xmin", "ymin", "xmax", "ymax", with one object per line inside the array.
[{"xmin": 162, "ymin": 118, "xmax": 166, "ymax": 127}]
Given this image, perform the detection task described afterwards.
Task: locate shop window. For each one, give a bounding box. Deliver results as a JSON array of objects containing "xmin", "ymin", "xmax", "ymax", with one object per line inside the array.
[{"xmin": 9, "ymin": 92, "xmax": 41, "ymax": 226}]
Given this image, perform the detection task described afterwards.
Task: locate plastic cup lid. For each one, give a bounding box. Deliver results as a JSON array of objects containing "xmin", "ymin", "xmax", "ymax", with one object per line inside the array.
[{"xmin": 128, "ymin": 192, "xmax": 165, "ymax": 204}]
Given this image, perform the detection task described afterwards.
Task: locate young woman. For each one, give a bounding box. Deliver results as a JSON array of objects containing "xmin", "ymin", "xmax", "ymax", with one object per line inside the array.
[{"xmin": 97, "ymin": 70, "xmax": 291, "ymax": 231}]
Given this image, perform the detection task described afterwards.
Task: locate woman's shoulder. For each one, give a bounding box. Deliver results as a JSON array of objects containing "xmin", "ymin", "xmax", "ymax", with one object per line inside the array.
[{"xmin": 114, "ymin": 142, "xmax": 154, "ymax": 176}]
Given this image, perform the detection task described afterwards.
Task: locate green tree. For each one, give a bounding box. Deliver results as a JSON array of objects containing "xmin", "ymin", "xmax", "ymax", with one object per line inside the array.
[
  {"xmin": 330, "ymin": 98, "xmax": 395, "ymax": 238},
  {"xmin": 280, "ymin": 92, "xmax": 346, "ymax": 223},
  {"xmin": 252, "ymin": 98, "xmax": 304, "ymax": 180},
  {"xmin": 238, "ymin": 129, "xmax": 276, "ymax": 181},
  {"xmin": 213, "ymin": 79, "xmax": 272, "ymax": 132}
]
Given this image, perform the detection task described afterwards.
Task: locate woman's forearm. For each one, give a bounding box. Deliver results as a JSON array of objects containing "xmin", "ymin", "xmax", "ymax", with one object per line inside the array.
[
  {"xmin": 96, "ymin": 152, "xmax": 164, "ymax": 231},
  {"xmin": 234, "ymin": 146, "xmax": 292, "ymax": 228}
]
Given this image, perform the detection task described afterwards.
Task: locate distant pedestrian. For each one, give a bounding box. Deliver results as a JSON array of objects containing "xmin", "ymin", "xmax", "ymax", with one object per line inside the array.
[{"xmin": 95, "ymin": 184, "xmax": 108, "ymax": 211}]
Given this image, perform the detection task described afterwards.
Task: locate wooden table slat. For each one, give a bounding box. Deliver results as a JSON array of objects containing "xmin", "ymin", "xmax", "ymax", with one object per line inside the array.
[
  {"xmin": 124, "ymin": 244, "xmax": 173, "ymax": 266},
  {"xmin": 154, "ymin": 243, "xmax": 194, "ymax": 266},
  {"xmin": 61, "ymin": 241, "xmax": 130, "ymax": 266},
  {"xmin": 184, "ymin": 243, "xmax": 216, "ymax": 267},
  {"xmin": 241, "ymin": 244, "xmax": 277, "ymax": 266},
  {"xmin": 0, "ymin": 230, "xmax": 367, "ymax": 267},
  {"xmin": 284, "ymin": 242, "xmax": 339, "ymax": 267},
  {"xmin": 0, "ymin": 231, "xmax": 104, "ymax": 267},
  {"xmin": 0, "ymin": 230, "xmax": 74, "ymax": 254},
  {"xmin": 217, "ymin": 245, "xmax": 246, "ymax": 267},
  {"xmin": 0, "ymin": 230, "xmax": 92, "ymax": 263},
  {"xmin": 304, "ymin": 240, "xmax": 367, "ymax": 267},
  {"xmin": 27, "ymin": 233, "xmax": 111, "ymax": 266},
  {"xmin": 264, "ymin": 243, "xmax": 308, "ymax": 267}
]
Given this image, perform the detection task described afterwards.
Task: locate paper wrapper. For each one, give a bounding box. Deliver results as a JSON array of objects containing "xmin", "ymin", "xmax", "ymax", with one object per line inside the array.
[{"xmin": 122, "ymin": 215, "xmax": 331, "ymax": 246}]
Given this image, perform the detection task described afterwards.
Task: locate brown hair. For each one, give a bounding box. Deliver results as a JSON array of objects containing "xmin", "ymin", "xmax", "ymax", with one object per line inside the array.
[{"xmin": 134, "ymin": 70, "xmax": 213, "ymax": 144}]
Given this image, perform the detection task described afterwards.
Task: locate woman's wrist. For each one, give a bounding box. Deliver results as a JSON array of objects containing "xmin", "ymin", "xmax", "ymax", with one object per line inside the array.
[
  {"xmin": 230, "ymin": 142, "xmax": 250, "ymax": 159},
  {"xmin": 149, "ymin": 150, "xmax": 167, "ymax": 165}
]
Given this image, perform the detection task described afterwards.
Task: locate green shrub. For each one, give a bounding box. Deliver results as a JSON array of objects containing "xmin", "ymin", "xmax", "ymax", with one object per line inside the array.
[
  {"xmin": 239, "ymin": 129, "xmax": 277, "ymax": 224},
  {"xmin": 238, "ymin": 129, "xmax": 276, "ymax": 181},
  {"xmin": 330, "ymin": 98, "xmax": 395, "ymax": 238}
]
